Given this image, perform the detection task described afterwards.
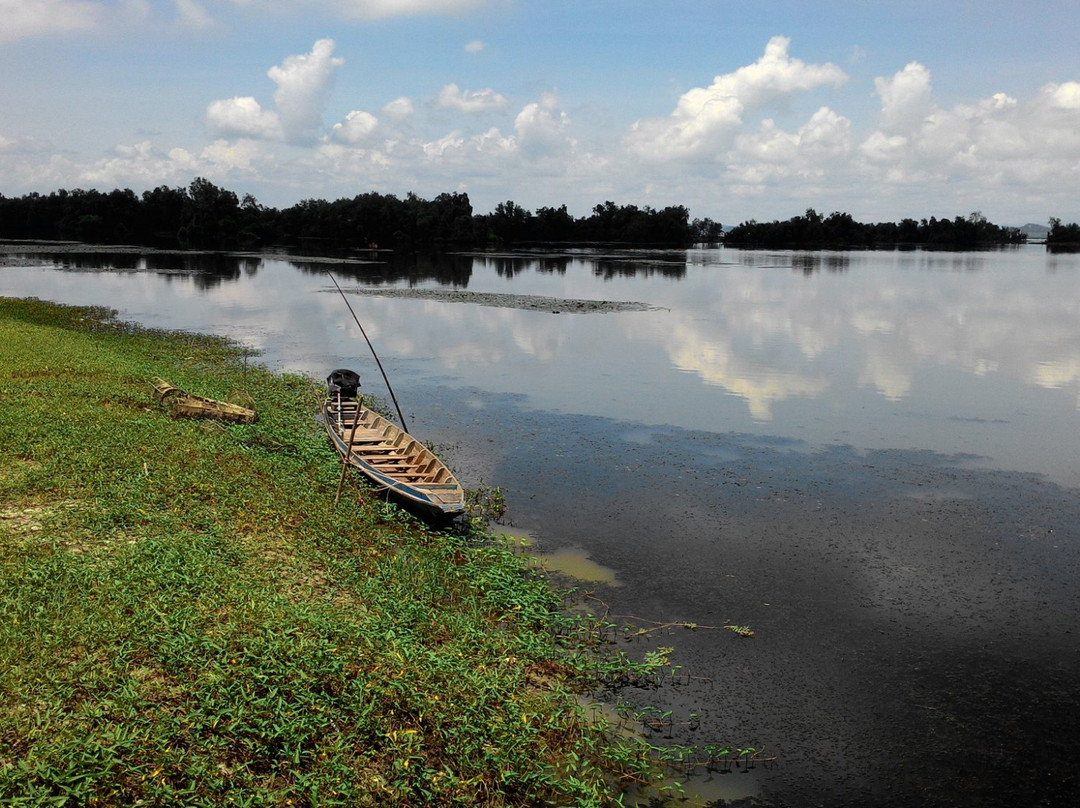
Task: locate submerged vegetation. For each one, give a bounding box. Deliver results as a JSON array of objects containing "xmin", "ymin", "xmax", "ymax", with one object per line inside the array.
[{"xmin": 0, "ymin": 297, "xmax": 762, "ymax": 806}]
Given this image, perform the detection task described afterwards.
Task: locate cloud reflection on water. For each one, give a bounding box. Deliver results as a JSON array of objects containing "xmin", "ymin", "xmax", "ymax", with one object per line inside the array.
[
  {"xmin": 654, "ymin": 248, "xmax": 1080, "ymax": 424},
  {"xmin": 4, "ymin": 244, "xmax": 1080, "ymax": 485}
]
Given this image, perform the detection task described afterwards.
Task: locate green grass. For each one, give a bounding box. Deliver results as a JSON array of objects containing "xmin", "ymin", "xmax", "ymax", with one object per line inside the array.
[{"xmin": 0, "ymin": 297, "xmax": 659, "ymax": 807}]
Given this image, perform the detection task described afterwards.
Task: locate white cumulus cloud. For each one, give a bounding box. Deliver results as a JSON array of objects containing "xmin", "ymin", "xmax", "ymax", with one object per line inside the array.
[
  {"xmin": 857, "ymin": 64, "xmax": 1080, "ymax": 197},
  {"xmin": 422, "ymin": 131, "xmax": 466, "ymax": 158},
  {"xmin": 626, "ymin": 36, "xmax": 848, "ymax": 160},
  {"xmin": 859, "ymin": 131, "xmax": 909, "ymax": 164},
  {"xmin": 874, "ymin": 61, "xmax": 934, "ymax": 133},
  {"xmin": 332, "ymin": 110, "xmax": 380, "ymax": 144},
  {"xmin": 206, "ymin": 38, "xmax": 344, "ymax": 144},
  {"xmin": 728, "ymin": 107, "xmax": 853, "ymax": 187},
  {"xmin": 80, "ymin": 140, "xmax": 183, "ymax": 186},
  {"xmin": 268, "ymin": 38, "xmax": 345, "ymax": 141},
  {"xmin": 77, "ymin": 138, "xmax": 269, "ymax": 188},
  {"xmin": 437, "ymin": 83, "xmax": 508, "ymax": 112},
  {"xmin": 207, "ymin": 96, "xmax": 284, "ymax": 141},
  {"xmin": 382, "ymin": 97, "xmax": 415, "ymax": 119},
  {"xmin": 514, "ymin": 93, "xmax": 572, "ymax": 158}
]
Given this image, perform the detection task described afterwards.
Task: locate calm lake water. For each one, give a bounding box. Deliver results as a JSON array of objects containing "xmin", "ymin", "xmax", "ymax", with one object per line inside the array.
[{"xmin": 3, "ymin": 244, "xmax": 1079, "ymax": 807}]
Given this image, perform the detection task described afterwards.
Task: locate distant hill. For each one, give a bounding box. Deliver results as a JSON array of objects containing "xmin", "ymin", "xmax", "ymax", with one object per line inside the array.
[{"xmin": 1019, "ymin": 223, "xmax": 1050, "ymax": 240}]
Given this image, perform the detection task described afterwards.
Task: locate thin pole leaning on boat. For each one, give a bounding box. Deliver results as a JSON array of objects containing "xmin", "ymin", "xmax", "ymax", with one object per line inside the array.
[
  {"xmin": 325, "ymin": 270, "xmax": 409, "ymax": 432},
  {"xmin": 309, "ymin": 378, "xmax": 366, "ymax": 506}
]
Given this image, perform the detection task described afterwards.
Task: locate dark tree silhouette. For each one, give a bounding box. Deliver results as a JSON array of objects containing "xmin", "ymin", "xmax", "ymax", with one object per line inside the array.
[
  {"xmin": 725, "ymin": 209, "xmax": 1024, "ymax": 248},
  {"xmin": 0, "ymin": 180, "xmax": 1044, "ymax": 252},
  {"xmin": 1047, "ymin": 217, "xmax": 1080, "ymax": 248}
]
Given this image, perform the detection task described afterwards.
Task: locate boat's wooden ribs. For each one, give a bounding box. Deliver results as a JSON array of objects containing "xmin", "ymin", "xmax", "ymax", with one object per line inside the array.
[{"xmin": 324, "ymin": 395, "xmax": 465, "ymax": 513}]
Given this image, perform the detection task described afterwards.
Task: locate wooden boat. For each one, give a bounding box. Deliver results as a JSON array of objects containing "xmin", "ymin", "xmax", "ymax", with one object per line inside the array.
[
  {"xmin": 152, "ymin": 377, "xmax": 256, "ymax": 424},
  {"xmin": 322, "ymin": 369, "xmax": 466, "ymax": 517}
]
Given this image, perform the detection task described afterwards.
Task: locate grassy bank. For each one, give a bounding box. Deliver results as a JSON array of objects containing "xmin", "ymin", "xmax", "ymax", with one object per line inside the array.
[{"xmin": 0, "ymin": 298, "xmax": 654, "ymax": 806}]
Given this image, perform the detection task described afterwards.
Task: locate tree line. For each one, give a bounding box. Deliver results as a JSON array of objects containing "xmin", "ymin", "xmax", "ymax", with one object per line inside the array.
[
  {"xmin": 1047, "ymin": 217, "xmax": 1080, "ymax": 247},
  {"xmin": 1, "ymin": 178, "xmax": 1074, "ymax": 250},
  {"xmin": 724, "ymin": 209, "xmax": 1028, "ymax": 248},
  {"xmin": 0, "ymin": 179, "xmax": 711, "ymax": 249}
]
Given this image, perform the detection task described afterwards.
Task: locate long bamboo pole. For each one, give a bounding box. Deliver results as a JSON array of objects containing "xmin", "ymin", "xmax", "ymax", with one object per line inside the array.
[{"xmin": 325, "ymin": 271, "xmax": 410, "ymax": 432}]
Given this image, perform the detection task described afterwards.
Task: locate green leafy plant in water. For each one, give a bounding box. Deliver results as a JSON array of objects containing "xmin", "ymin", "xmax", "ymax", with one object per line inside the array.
[
  {"xmin": 464, "ymin": 480, "xmax": 507, "ymax": 525},
  {"xmin": 724, "ymin": 624, "xmax": 755, "ymax": 637}
]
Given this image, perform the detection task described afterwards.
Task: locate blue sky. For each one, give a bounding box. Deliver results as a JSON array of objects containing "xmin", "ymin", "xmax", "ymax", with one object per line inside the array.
[{"xmin": 1, "ymin": 0, "xmax": 1079, "ymax": 225}]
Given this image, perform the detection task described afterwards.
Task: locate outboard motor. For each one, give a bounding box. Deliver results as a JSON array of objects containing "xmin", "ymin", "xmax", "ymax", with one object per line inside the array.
[{"xmin": 327, "ymin": 368, "xmax": 361, "ymax": 399}]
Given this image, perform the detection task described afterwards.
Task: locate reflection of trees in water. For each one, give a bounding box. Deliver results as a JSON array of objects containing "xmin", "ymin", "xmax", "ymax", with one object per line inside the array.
[
  {"xmin": 479, "ymin": 255, "xmax": 571, "ymax": 277},
  {"xmin": 727, "ymin": 250, "xmax": 852, "ymax": 274},
  {"xmin": 535, "ymin": 257, "xmax": 571, "ymax": 275},
  {"xmin": 152, "ymin": 254, "xmax": 261, "ymax": 289},
  {"xmin": 44, "ymin": 253, "xmax": 142, "ymax": 270},
  {"xmin": 579, "ymin": 249, "xmax": 688, "ymax": 280},
  {"xmin": 591, "ymin": 260, "xmax": 687, "ymax": 280},
  {"xmin": 475, "ymin": 250, "xmax": 689, "ymax": 280},
  {"xmin": 191, "ymin": 256, "xmax": 260, "ymax": 289},
  {"xmin": 34, "ymin": 251, "xmax": 262, "ymax": 288},
  {"xmin": 791, "ymin": 253, "xmax": 851, "ymax": 275},
  {"xmin": 32, "ymin": 246, "xmax": 694, "ymax": 287},
  {"xmin": 291, "ymin": 251, "xmax": 475, "ymax": 288}
]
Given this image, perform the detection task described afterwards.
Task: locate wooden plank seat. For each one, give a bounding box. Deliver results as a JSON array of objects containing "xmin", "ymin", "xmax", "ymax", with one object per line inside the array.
[
  {"xmin": 323, "ymin": 389, "xmax": 466, "ymax": 516},
  {"xmin": 350, "ymin": 444, "xmax": 406, "ymax": 454},
  {"xmin": 345, "ymin": 428, "xmax": 395, "ymax": 443},
  {"xmin": 366, "ymin": 459, "xmax": 425, "ymax": 471},
  {"xmin": 351, "ymin": 442, "xmax": 423, "ymax": 458}
]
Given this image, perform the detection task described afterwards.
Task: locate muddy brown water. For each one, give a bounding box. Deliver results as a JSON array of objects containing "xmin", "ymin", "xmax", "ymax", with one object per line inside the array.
[{"xmin": 426, "ymin": 386, "xmax": 1080, "ymax": 808}]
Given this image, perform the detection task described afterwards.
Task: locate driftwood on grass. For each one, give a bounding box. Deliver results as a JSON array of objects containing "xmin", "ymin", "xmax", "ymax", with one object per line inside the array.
[{"xmin": 151, "ymin": 377, "xmax": 256, "ymax": 424}]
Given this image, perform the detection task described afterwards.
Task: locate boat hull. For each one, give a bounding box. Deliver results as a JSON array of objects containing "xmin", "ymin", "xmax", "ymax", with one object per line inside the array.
[{"xmin": 322, "ymin": 395, "xmax": 466, "ymax": 517}]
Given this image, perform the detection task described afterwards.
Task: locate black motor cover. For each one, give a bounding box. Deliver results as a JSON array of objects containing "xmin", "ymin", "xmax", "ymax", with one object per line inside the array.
[{"xmin": 327, "ymin": 368, "xmax": 361, "ymax": 398}]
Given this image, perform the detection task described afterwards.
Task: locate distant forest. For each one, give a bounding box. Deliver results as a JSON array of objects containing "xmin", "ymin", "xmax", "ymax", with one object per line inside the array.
[
  {"xmin": 1047, "ymin": 217, "xmax": 1080, "ymax": 247},
  {"xmin": 0, "ymin": 177, "xmax": 1074, "ymax": 250},
  {"xmin": 724, "ymin": 209, "xmax": 1029, "ymax": 248},
  {"xmin": 0, "ymin": 179, "xmax": 708, "ymax": 250}
]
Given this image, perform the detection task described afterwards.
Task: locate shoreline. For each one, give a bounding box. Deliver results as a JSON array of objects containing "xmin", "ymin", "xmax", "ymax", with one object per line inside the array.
[{"xmin": 0, "ymin": 296, "xmax": 679, "ymax": 807}]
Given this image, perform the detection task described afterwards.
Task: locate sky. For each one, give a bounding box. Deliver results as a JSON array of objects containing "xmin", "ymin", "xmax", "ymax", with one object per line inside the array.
[{"xmin": 1, "ymin": 0, "xmax": 1079, "ymax": 225}]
